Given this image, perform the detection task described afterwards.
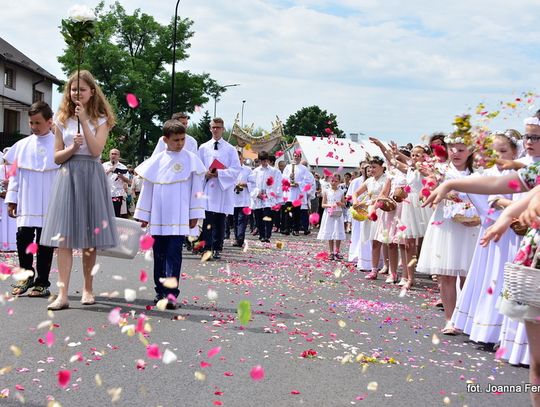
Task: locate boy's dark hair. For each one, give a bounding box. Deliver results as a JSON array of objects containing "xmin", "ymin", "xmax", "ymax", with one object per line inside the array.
[
  {"xmin": 258, "ymin": 150, "xmax": 269, "ymax": 161},
  {"xmin": 28, "ymin": 101, "xmax": 53, "ymax": 120},
  {"xmin": 171, "ymin": 112, "xmax": 190, "ymax": 120},
  {"xmin": 163, "ymin": 119, "xmax": 186, "ymax": 137},
  {"xmin": 369, "ymin": 156, "xmax": 384, "ymax": 166},
  {"xmin": 268, "ymin": 155, "xmax": 276, "ymax": 165},
  {"xmin": 212, "ymin": 117, "xmax": 224, "ymax": 126}
]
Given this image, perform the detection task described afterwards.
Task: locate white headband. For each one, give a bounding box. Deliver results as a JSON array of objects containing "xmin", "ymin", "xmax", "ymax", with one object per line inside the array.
[{"xmin": 524, "ymin": 117, "xmax": 540, "ymax": 126}]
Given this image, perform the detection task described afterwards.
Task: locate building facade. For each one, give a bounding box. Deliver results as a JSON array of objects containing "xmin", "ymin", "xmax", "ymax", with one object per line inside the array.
[{"xmin": 0, "ymin": 37, "xmax": 61, "ymax": 149}]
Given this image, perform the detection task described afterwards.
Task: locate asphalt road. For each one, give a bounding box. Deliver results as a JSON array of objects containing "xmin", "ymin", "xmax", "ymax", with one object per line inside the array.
[{"xmin": 0, "ymin": 234, "xmax": 531, "ymax": 407}]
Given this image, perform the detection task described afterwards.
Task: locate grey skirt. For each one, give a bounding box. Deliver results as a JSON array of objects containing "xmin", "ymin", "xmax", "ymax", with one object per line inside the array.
[{"xmin": 40, "ymin": 155, "xmax": 118, "ymax": 249}]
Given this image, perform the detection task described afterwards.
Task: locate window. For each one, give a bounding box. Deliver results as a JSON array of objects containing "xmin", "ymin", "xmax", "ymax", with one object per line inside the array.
[
  {"xmin": 4, "ymin": 67, "xmax": 15, "ymax": 89},
  {"xmin": 3, "ymin": 109, "xmax": 20, "ymax": 135},
  {"xmin": 33, "ymin": 90, "xmax": 44, "ymax": 102}
]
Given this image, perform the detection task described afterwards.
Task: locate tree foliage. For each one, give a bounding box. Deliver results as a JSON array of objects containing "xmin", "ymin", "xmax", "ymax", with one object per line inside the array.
[
  {"xmin": 283, "ymin": 105, "xmax": 344, "ymax": 143},
  {"xmin": 57, "ymin": 1, "xmax": 221, "ymax": 162}
]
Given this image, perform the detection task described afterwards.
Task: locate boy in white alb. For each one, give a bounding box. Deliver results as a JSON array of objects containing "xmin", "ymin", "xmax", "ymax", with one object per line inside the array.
[
  {"xmin": 134, "ymin": 120, "xmax": 206, "ymax": 309},
  {"xmin": 5, "ymin": 101, "xmax": 60, "ymax": 297},
  {"xmin": 232, "ymin": 150, "xmax": 252, "ymax": 247}
]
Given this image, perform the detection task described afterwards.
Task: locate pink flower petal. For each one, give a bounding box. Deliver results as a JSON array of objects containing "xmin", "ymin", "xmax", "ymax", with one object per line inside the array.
[
  {"xmin": 200, "ymin": 361, "xmax": 212, "ymax": 368},
  {"xmin": 139, "ymin": 235, "xmax": 155, "ymax": 251},
  {"xmin": 242, "ymin": 207, "xmax": 252, "ymax": 216},
  {"xmin": 508, "ymin": 179, "xmax": 521, "ymax": 192},
  {"xmin": 146, "ymin": 343, "xmax": 161, "ymax": 359},
  {"xmin": 45, "ymin": 331, "xmax": 55, "ymax": 348},
  {"xmin": 292, "ymin": 199, "xmax": 302, "ymax": 207},
  {"xmin": 250, "ymin": 365, "xmax": 265, "ymax": 381},
  {"xmin": 291, "ymin": 390, "xmax": 301, "ymax": 395},
  {"xmin": 323, "ymin": 168, "xmax": 333, "ymax": 177},
  {"xmin": 139, "ymin": 270, "xmax": 148, "ymax": 283},
  {"xmin": 57, "ymin": 370, "xmax": 71, "ymax": 388},
  {"xmin": 126, "ymin": 93, "xmax": 139, "ymax": 108},
  {"xmin": 303, "ymin": 184, "xmax": 312, "ymax": 192},
  {"xmin": 487, "ymin": 287, "xmax": 493, "ymax": 295},
  {"xmin": 108, "ymin": 307, "xmax": 121, "ymax": 324},
  {"xmin": 207, "ymin": 346, "xmax": 221, "ymax": 358},
  {"xmin": 495, "ymin": 347, "xmax": 507, "ymax": 360},
  {"xmin": 25, "ymin": 242, "xmax": 38, "ymax": 255},
  {"xmin": 309, "ymin": 213, "xmax": 320, "ymax": 225}
]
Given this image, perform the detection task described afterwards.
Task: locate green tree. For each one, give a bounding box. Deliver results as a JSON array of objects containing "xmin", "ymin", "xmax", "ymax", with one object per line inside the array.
[
  {"xmin": 197, "ymin": 110, "xmax": 212, "ymax": 143},
  {"xmin": 58, "ymin": 1, "xmax": 220, "ymax": 162},
  {"xmin": 283, "ymin": 105, "xmax": 344, "ymax": 143}
]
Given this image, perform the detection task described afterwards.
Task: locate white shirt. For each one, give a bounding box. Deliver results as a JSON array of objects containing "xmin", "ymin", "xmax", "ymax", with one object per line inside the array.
[
  {"xmin": 234, "ymin": 165, "xmax": 252, "ymax": 208},
  {"xmin": 103, "ymin": 161, "xmax": 128, "ymax": 198},
  {"xmin": 282, "ymin": 162, "xmax": 309, "ymax": 202},
  {"xmin": 198, "ymin": 137, "xmax": 241, "ymax": 215},
  {"xmin": 248, "ymin": 165, "xmax": 281, "ymax": 209}
]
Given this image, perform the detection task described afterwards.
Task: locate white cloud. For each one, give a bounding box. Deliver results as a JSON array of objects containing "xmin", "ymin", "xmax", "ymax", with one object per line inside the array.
[{"xmin": 1, "ymin": 0, "xmax": 539, "ymax": 145}]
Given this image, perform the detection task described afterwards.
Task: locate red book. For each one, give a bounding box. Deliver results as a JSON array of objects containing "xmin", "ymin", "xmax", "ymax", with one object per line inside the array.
[{"xmin": 209, "ymin": 159, "xmax": 226, "ymax": 171}]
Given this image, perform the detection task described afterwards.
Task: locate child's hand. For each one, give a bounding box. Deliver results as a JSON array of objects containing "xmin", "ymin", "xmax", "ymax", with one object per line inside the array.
[
  {"xmin": 135, "ymin": 219, "xmax": 148, "ymax": 228},
  {"xmin": 7, "ymin": 203, "xmax": 17, "ymax": 218},
  {"xmin": 422, "ymin": 183, "xmax": 449, "ymax": 208},
  {"xmin": 518, "ymin": 192, "xmax": 540, "ymax": 227},
  {"xmin": 189, "ymin": 219, "xmax": 198, "ymax": 229},
  {"xmin": 74, "ymin": 101, "xmax": 88, "ymax": 122},
  {"xmin": 72, "ymin": 133, "xmax": 84, "ymax": 150},
  {"xmin": 480, "ymin": 216, "xmax": 512, "ymax": 246}
]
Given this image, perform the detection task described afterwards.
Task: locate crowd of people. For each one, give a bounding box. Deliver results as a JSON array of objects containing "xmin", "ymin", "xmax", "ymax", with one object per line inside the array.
[{"xmin": 0, "ymin": 69, "xmax": 538, "ymax": 406}]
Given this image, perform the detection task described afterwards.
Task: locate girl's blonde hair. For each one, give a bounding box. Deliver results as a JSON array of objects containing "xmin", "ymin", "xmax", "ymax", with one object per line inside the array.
[{"xmin": 56, "ymin": 70, "xmax": 116, "ymax": 129}]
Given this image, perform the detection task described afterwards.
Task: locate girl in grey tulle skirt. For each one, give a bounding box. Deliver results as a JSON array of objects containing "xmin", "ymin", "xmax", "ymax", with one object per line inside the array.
[{"xmin": 40, "ymin": 155, "xmax": 117, "ymax": 249}]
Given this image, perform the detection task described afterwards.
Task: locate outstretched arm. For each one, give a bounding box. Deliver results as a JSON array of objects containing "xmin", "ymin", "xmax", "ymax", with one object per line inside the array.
[
  {"xmin": 480, "ymin": 185, "xmax": 540, "ymax": 246},
  {"xmin": 423, "ymin": 173, "xmax": 523, "ymax": 208}
]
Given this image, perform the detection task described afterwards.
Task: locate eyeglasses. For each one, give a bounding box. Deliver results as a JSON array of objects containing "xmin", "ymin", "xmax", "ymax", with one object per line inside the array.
[
  {"xmin": 211, "ymin": 126, "xmax": 223, "ymax": 130},
  {"xmin": 524, "ymin": 134, "xmax": 540, "ymax": 143}
]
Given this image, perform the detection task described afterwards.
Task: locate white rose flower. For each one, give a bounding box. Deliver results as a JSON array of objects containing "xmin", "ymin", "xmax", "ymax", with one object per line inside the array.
[{"xmin": 68, "ymin": 4, "xmax": 96, "ymax": 22}]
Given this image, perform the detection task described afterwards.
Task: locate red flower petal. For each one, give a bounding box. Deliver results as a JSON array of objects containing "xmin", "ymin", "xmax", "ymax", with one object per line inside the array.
[
  {"xmin": 57, "ymin": 370, "xmax": 71, "ymax": 388},
  {"xmin": 126, "ymin": 93, "xmax": 139, "ymax": 108},
  {"xmin": 250, "ymin": 365, "xmax": 265, "ymax": 381}
]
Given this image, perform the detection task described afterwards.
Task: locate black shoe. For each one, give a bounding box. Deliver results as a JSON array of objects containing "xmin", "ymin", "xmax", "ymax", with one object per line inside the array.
[
  {"xmin": 166, "ymin": 301, "xmax": 177, "ymax": 310},
  {"xmin": 292, "ymin": 231, "xmax": 299, "ymax": 236},
  {"xmin": 232, "ymin": 241, "xmax": 241, "ymax": 247},
  {"xmin": 303, "ymin": 230, "xmax": 311, "ymax": 235},
  {"xmin": 283, "ymin": 231, "xmax": 290, "ymax": 235},
  {"xmin": 212, "ymin": 250, "xmax": 221, "ymax": 260},
  {"xmin": 185, "ymin": 240, "xmax": 193, "ymax": 251},
  {"xmin": 264, "ymin": 238, "xmax": 270, "ymax": 243}
]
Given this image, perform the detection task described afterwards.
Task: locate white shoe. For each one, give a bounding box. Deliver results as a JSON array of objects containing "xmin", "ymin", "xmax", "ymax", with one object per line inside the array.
[
  {"xmin": 385, "ymin": 275, "xmax": 397, "ymax": 284},
  {"xmin": 397, "ymin": 278, "xmax": 408, "ymax": 286},
  {"xmin": 379, "ymin": 266, "xmax": 389, "ymax": 275}
]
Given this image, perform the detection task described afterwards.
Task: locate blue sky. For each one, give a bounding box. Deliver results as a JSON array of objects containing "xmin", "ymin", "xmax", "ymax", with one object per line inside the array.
[{"xmin": 2, "ymin": 0, "xmax": 540, "ymax": 145}]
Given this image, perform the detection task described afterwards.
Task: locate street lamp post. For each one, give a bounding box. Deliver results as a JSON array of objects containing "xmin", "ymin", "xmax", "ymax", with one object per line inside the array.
[
  {"xmin": 241, "ymin": 100, "xmax": 246, "ymax": 127},
  {"xmin": 213, "ymin": 83, "xmax": 240, "ymax": 117},
  {"xmin": 170, "ymin": 0, "xmax": 182, "ymax": 118}
]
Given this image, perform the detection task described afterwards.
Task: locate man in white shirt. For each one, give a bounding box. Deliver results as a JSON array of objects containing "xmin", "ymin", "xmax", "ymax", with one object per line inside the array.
[
  {"xmin": 232, "ymin": 151, "xmax": 252, "ymax": 247},
  {"xmin": 198, "ymin": 118, "xmax": 241, "ymax": 259},
  {"xmin": 103, "ymin": 149, "xmax": 129, "ymax": 217},
  {"xmin": 282, "ymin": 150, "xmax": 309, "ymax": 236}
]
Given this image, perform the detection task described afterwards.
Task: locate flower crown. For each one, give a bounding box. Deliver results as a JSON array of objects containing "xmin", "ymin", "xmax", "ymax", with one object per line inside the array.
[
  {"xmin": 524, "ymin": 117, "xmax": 540, "ymax": 127},
  {"xmin": 444, "ymin": 114, "xmax": 473, "ymax": 146}
]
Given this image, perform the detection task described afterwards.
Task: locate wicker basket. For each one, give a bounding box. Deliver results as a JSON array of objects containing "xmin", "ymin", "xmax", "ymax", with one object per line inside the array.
[
  {"xmin": 510, "ymin": 220, "xmax": 528, "ymax": 236},
  {"xmin": 392, "ymin": 187, "xmax": 408, "ymax": 203},
  {"xmin": 98, "ymin": 218, "xmax": 146, "ymax": 259},
  {"xmin": 376, "ymin": 198, "xmax": 397, "ymax": 212},
  {"xmin": 452, "ymin": 214, "xmax": 481, "ymax": 226},
  {"xmin": 503, "ymin": 262, "xmax": 540, "ymax": 308},
  {"xmin": 350, "ymin": 207, "xmax": 368, "ymax": 221}
]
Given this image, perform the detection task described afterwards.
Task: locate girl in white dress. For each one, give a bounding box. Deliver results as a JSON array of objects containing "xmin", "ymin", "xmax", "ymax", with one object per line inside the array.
[
  {"xmin": 317, "ymin": 174, "xmax": 346, "ymax": 260},
  {"xmin": 451, "ymin": 133, "xmax": 521, "ymax": 344},
  {"xmin": 353, "ymin": 157, "xmax": 387, "ymax": 278},
  {"xmin": 416, "ymin": 141, "xmax": 480, "ymax": 335},
  {"xmin": 346, "ymin": 168, "xmax": 366, "ymax": 263},
  {"xmin": 426, "ymin": 121, "xmax": 540, "ymax": 406}
]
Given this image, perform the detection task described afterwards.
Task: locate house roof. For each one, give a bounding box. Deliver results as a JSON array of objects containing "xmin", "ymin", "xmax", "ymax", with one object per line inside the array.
[
  {"xmin": 290, "ymin": 136, "xmax": 387, "ymax": 168},
  {"xmin": 0, "ymin": 37, "xmax": 62, "ymax": 85}
]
